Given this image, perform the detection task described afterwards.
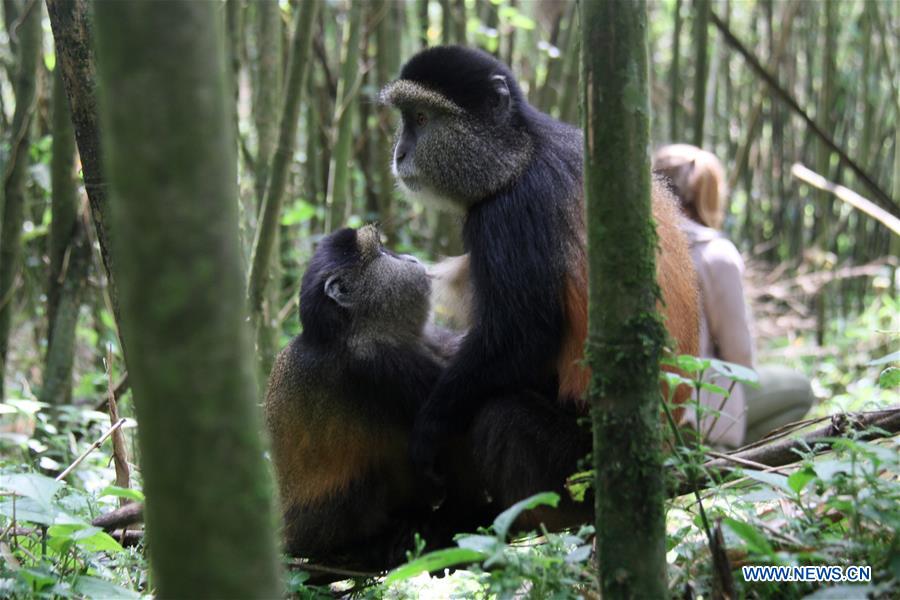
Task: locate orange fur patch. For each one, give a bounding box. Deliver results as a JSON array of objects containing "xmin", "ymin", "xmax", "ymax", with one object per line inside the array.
[{"xmin": 559, "ymin": 184, "xmax": 699, "ymax": 421}]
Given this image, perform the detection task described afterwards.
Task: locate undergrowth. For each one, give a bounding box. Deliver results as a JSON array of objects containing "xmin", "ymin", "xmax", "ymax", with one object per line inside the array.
[{"xmin": 0, "ymin": 298, "xmax": 897, "ymax": 598}]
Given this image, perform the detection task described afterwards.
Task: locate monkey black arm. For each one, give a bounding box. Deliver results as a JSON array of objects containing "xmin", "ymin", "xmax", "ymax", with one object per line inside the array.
[{"xmin": 411, "ymin": 180, "xmax": 570, "ymax": 469}]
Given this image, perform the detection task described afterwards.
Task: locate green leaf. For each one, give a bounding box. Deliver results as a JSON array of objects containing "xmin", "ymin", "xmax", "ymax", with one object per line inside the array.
[
  {"xmin": 99, "ymin": 486, "xmax": 145, "ymax": 502},
  {"xmin": 73, "ymin": 576, "xmax": 140, "ymax": 599},
  {"xmin": 492, "ymin": 492, "xmax": 559, "ymax": 541},
  {"xmin": 0, "ymin": 474, "xmax": 72, "ymax": 526},
  {"xmin": 670, "ymin": 355, "xmax": 711, "ymax": 374},
  {"xmin": 0, "ymin": 473, "xmax": 63, "ymax": 508},
  {"xmin": 787, "ymin": 466, "xmax": 816, "ymax": 493},
  {"xmin": 660, "ymin": 371, "xmax": 694, "ymax": 390},
  {"xmin": 741, "ymin": 470, "xmax": 793, "ymax": 493},
  {"xmin": 384, "ymin": 547, "xmax": 486, "ymax": 585},
  {"xmin": 878, "ymin": 367, "xmax": 900, "ymax": 389},
  {"xmin": 50, "ymin": 524, "xmax": 125, "ymax": 553},
  {"xmin": 722, "ymin": 517, "xmax": 774, "ymax": 557},
  {"xmin": 0, "ymin": 498, "xmax": 58, "ymax": 525},
  {"xmin": 17, "ymin": 568, "xmax": 56, "ymax": 592},
  {"xmin": 698, "ymin": 381, "xmax": 730, "ymax": 396},
  {"xmin": 709, "ymin": 359, "xmax": 760, "ymax": 387}
]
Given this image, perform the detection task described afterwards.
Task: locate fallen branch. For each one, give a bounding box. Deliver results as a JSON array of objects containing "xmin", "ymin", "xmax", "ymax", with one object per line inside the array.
[
  {"xmin": 91, "ymin": 501, "xmax": 143, "ymax": 531},
  {"xmin": 671, "ymin": 408, "xmax": 900, "ymax": 497},
  {"xmin": 792, "ymin": 163, "xmax": 900, "ymax": 236}
]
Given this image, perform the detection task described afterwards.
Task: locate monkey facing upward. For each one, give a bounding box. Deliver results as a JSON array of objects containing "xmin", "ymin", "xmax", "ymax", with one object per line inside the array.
[
  {"xmin": 381, "ymin": 46, "xmax": 699, "ymax": 525},
  {"xmin": 264, "ymin": 225, "xmax": 485, "ymax": 569}
]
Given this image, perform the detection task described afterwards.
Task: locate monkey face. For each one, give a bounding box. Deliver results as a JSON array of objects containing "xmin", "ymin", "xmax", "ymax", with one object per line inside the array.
[
  {"xmin": 301, "ymin": 226, "xmax": 431, "ymax": 347},
  {"xmin": 382, "ymin": 75, "xmax": 532, "ymax": 210},
  {"xmin": 352, "ymin": 226, "xmax": 431, "ymax": 334}
]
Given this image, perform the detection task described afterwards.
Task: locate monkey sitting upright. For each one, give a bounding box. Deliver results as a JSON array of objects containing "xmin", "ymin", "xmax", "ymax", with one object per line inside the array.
[
  {"xmin": 264, "ymin": 225, "xmax": 485, "ymax": 570},
  {"xmin": 381, "ymin": 45, "xmax": 699, "ymax": 527}
]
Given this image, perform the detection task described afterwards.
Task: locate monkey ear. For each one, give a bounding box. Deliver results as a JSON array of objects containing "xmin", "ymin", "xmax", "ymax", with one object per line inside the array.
[
  {"xmin": 489, "ymin": 75, "xmax": 511, "ymax": 114},
  {"xmin": 324, "ymin": 275, "xmax": 353, "ymax": 308}
]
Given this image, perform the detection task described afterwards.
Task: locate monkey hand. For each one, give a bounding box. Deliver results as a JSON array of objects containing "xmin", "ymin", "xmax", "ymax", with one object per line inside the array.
[{"xmin": 410, "ymin": 413, "xmax": 448, "ymax": 510}]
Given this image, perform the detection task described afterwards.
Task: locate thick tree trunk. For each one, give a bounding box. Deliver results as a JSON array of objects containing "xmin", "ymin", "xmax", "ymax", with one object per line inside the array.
[
  {"xmin": 93, "ymin": 2, "xmax": 282, "ymax": 596},
  {"xmin": 582, "ymin": 1, "xmax": 668, "ymax": 597},
  {"xmin": 0, "ymin": 0, "xmax": 41, "ymax": 399}
]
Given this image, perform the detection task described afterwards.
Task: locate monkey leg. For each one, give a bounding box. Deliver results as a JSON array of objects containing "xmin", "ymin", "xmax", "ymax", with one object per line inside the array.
[{"xmin": 469, "ymin": 393, "xmax": 593, "ymax": 533}]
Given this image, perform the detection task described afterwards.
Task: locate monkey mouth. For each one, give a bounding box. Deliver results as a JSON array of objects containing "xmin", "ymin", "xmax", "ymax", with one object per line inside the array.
[{"xmin": 399, "ymin": 174, "xmax": 422, "ymax": 192}]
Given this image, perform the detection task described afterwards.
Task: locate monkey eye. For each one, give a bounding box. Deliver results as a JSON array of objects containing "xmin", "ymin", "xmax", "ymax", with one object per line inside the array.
[{"xmin": 415, "ymin": 112, "xmax": 428, "ymax": 127}]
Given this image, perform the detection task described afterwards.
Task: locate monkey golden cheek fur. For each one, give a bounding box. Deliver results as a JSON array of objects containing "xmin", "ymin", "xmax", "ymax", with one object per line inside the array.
[
  {"xmin": 264, "ymin": 225, "xmax": 490, "ymax": 570},
  {"xmin": 381, "ymin": 45, "xmax": 699, "ymax": 530}
]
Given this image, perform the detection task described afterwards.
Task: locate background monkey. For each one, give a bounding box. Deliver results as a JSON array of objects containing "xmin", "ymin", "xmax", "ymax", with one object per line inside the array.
[
  {"xmin": 265, "ymin": 225, "xmax": 487, "ymax": 569},
  {"xmin": 381, "ymin": 46, "xmax": 699, "ymax": 521}
]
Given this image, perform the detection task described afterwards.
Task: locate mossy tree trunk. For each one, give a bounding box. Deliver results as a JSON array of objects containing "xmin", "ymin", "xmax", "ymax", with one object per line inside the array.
[
  {"xmin": 94, "ymin": 2, "xmax": 282, "ymax": 596},
  {"xmin": 0, "ymin": 0, "xmax": 41, "ymax": 399},
  {"xmin": 582, "ymin": 1, "xmax": 668, "ymax": 597}
]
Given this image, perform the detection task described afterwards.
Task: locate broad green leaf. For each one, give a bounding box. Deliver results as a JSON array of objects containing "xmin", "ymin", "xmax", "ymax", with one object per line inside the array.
[
  {"xmin": 660, "ymin": 371, "xmax": 694, "ymax": 390},
  {"xmin": 698, "ymin": 381, "xmax": 730, "ymax": 396},
  {"xmin": 74, "ymin": 529, "xmax": 125, "ymax": 553},
  {"xmin": 99, "ymin": 486, "xmax": 145, "ymax": 502},
  {"xmin": 668, "ymin": 355, "xmax": 711, "ymax": 374},
  {"xmin": 787, "ymin": 466, "xmax": 816, "ymax": 493},
  {"xmin": 722, "ymin": 517, "xmax": 774, "ymax": 557},
  {"xmin": 741, "ymin": 470, "xmax": 793, "ymax": 493},
  {"xmin": 384, "ymin": 547, "xmax": 485, "ymax": 584},
  {"xmin": 0, "ymin": 473, "xmax": 62, "ymax": 509},
  {"xmin": 492, "ymin": 492, "xmax": 559, "ymax": 541},
  {"xmin": 0, "ymin": 497, "xmax": 83, "ymax": 526},
  {"xmin": 49, "ymin": 523, "xmax": 124, "ymax": 553},
  {"xmin": 709, "ymin": 359, "xmax": 760, "ymax": 387},
  {"xmin": 878, "ymin": 367, "xmax": 900, "ymax": 389},
  {"xmin": 74, "ymin": 576, "xmax": 140, "ymax": 599},
  {"xmin": 17, "ymin": 568, "xmax": 55, "ymax": 592}
]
